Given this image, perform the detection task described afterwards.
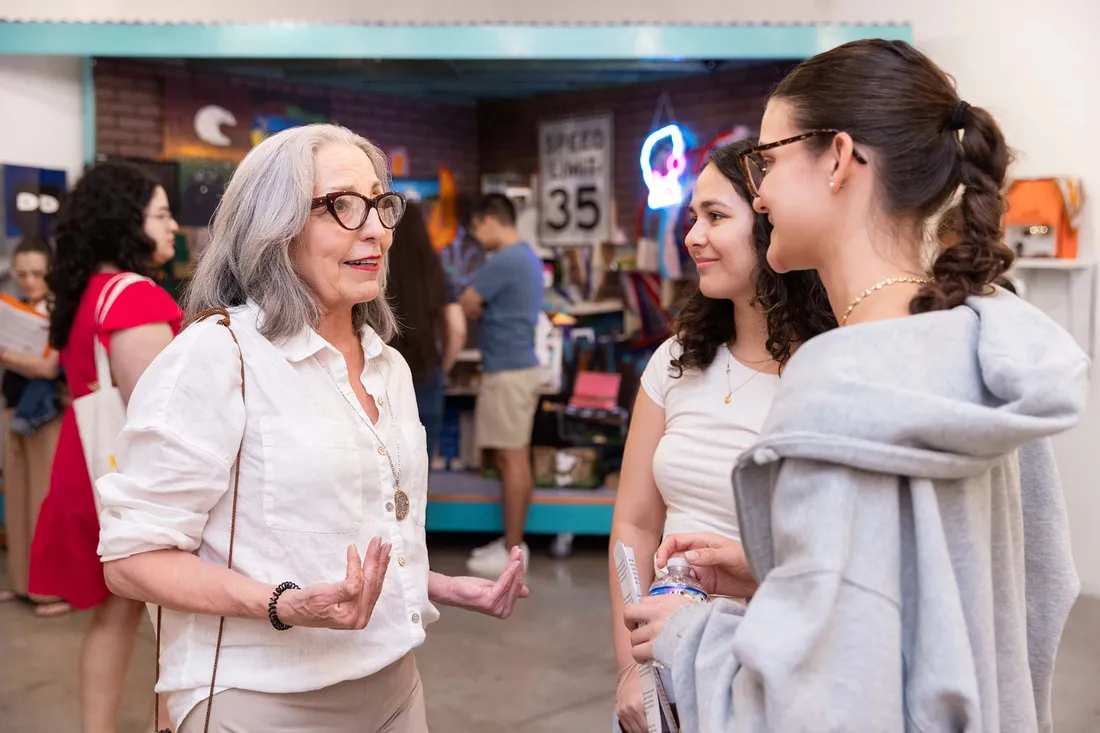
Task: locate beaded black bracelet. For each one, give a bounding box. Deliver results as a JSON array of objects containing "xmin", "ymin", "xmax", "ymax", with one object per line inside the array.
[{"xmin": 268, "ymin": 581, "xmax": 300, "ymax": 631}]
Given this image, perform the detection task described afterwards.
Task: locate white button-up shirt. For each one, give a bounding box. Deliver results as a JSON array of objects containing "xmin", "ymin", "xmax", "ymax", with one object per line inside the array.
[{"xmin": 97, "ymin": 302, "xmax": 438, "ymax": 726}]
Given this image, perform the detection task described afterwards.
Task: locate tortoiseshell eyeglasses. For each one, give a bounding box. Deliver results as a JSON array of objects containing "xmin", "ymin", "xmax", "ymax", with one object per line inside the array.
[
  {"xmin": 311, "ymin": 191, "xmax": 407, "ymax": 231},
  {"xmin": 738, "ymin": 130, "xmax": 869, "ymax": 197}
]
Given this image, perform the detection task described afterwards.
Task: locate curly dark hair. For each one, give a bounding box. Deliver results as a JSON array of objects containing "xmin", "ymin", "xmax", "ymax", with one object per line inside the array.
[
  {"xmin": 772, "ymin": 39, "xmax": 1014, "ymax": 315},
  {"xmin": 387, "ymin": 202, "xmax": 448, "ymax": 385},
  {"xmin": 670, "ymin": 139, "xmax": 836, "ymax": 376},
  {"xmin": 49, "ymin": 162, "xmax": 159, "ymax": 350}
]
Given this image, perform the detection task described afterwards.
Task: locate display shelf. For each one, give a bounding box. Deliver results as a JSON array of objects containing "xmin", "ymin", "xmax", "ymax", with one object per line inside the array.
[
  {"xmin": 443, "ymin": 386, "xmax": 558, "ymax": 397},
  {"xmin": 1011, "ymin": 258, "xmax": 1094, "ymax": 271},
  {"xmin": 426, "ymin": 470, "xmax": 615, "ymax": 536},
  {"xmin": 564, "ymin": 299, "xmax": 625, "ymax": 316},
  {"xmin": 1007, "ymin": 255, "xmax": 1097, "ymax": 360}
]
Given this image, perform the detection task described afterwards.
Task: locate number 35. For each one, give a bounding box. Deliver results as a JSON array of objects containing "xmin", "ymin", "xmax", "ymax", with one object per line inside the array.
[{"xmin": 546, "ymin": 185, "xmax": 601, "ymax": 231}]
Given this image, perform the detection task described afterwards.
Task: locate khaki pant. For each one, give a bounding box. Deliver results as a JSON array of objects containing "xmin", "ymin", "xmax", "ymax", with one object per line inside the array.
[
  {"xmin": 179, "ymin": 653, "xmax": 427, "ymax": 733},
  {"xmin": 475, "ymin": 367, "xmax": 543, "ymax": 450},
  {"xmin": 2, "ymin": 409, "xmax": 61, "ymax": 597}
]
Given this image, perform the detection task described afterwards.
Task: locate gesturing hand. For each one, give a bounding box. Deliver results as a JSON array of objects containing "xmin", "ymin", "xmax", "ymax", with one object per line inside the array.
[
  {"xmin": 441, "ymin": 546, "xmax": 530, "ymax": 619},
  {"xmin": 655, "ymin": 532, "xmax": 757, "ymax": 600},
  {"xmin": 277, "ymin": 538, "xmax": 391, "ymax": 630}
]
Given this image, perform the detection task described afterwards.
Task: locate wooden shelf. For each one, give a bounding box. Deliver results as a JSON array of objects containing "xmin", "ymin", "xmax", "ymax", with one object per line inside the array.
[
  {"xmin": 444, "ymin": 386, "xmax": 558, "ymax": 397},
  {"xmin": 564, "ymin": 299, "xmax": 624, "ymax": 316}
]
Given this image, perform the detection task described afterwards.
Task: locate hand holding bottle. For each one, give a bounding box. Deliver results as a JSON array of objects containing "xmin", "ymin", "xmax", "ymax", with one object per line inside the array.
[{"xmin": 655, "ymin": 532, "xmax": 757, "ymax": 599}]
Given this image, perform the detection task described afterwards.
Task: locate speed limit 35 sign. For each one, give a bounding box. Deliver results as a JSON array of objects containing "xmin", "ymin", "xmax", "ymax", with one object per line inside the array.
[{"xmin": 538, "ymin": 114, "xmax": 613, "ymax": 246}]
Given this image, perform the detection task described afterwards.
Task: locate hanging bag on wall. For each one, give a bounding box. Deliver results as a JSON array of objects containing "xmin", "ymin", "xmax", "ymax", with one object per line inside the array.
[
  {"xmin": 72, "ymin": 272, "xmax": 152, "ymax": 514},
  {"xmin": 1003, "ymin": 177, "xmax": 1085, "ymax": 259}
]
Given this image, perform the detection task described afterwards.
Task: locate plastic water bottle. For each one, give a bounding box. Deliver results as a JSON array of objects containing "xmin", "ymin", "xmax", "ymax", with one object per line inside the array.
[
  {"xmin": 645, "ymin": 558, "xmax": 705, "ymax": 732},
  {"xmin": 648, "ymin": 558, "xmax": 708, "ymax": 603}
]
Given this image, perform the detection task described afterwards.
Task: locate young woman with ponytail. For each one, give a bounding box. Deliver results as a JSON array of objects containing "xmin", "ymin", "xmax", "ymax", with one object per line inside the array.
[{"xmin": 624, "ymin": 39, "xmax": 1088, "ymax": 733}]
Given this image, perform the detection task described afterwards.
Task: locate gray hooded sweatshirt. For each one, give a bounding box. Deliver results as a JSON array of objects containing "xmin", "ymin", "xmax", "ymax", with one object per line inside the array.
[{"xmin": 654, "ymin": 289, "xmax": 1088, "ymax": 733}]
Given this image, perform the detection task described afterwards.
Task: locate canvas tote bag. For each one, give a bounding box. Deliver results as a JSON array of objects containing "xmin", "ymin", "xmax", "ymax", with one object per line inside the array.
[{"xmin": 73, "ymin": 272, "xmax": 153, "ymax": 514}]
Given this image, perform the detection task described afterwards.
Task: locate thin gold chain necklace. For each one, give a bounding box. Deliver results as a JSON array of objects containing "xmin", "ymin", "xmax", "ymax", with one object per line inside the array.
[
  {"xmin": 724, "ymin": 346, "xmax": 763, "ymax": 404},
  {"xmin": 841, "ymin": 276, "xmax": 932, "ymax": 326}
]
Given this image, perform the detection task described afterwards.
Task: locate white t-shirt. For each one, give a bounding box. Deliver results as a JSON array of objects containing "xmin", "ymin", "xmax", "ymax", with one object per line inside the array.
[{"xmin": 640, "ymin": 337, "xmax": 780, "ymax": 541}]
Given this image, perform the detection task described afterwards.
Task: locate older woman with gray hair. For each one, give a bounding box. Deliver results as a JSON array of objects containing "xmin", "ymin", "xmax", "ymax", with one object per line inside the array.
[{"xmin": 95, "ymin": 124, "xmax": 528, "ymax": 733}]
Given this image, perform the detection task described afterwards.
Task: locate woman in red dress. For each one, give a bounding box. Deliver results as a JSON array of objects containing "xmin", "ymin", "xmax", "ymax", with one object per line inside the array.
[{"xmin": 29, "ymin": 162, "xmax": 182, "ymax": 733}]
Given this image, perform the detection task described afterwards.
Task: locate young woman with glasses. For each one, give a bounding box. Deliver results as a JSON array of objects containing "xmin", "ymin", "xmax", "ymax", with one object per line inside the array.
[
  {"xmin": 29, "ymin": 161, "xmax": 182, "ymax": 732},
  {"xmin": 626, "ymin": 39, "xmax": 1087, "ymax": 732}
]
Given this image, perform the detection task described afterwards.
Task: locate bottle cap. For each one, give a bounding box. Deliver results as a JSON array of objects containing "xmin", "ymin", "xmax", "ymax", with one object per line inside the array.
[{"xmin": 666, "ymin": 557, "xmax": 692, "ymax": 570}]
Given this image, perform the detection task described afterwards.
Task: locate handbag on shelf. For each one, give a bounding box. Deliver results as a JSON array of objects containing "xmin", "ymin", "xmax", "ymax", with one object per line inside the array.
[
  {"xmin": 73, "ymin": 272, "xmax": 153, "ymax": 515},
  {"xmin": 153, "ymin": 307, "xmax": 247, "ymax": 733}
]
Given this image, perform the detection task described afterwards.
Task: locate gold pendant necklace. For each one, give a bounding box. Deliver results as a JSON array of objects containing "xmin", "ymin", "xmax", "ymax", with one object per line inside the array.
[
  {"xmin": 363, "ymin": 364, "xmax": 409, "ymax": 521},
  {"xmin": 724, "ymin": 346, "xmax": 762, "ymax": 404},
  {"xmin": 841, "ymin": 276, "xmax": 932, "ymax": 326}
]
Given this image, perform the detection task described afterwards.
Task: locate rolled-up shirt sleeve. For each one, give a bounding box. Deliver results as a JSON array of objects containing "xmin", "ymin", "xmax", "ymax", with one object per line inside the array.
[{"xmin": 97, "ymin": 320, "xmax": 246, "ymax": 563}]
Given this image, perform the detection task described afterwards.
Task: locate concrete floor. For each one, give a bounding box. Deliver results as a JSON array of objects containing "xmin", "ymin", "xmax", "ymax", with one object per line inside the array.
[{"xmin": 1, "ymin": 540, "xmax": 1098, "ymax": 732}]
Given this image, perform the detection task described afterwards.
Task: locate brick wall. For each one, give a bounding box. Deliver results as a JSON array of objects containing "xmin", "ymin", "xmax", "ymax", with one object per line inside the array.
[
  {"xmin": 93, "ymin": 59, "xmax": 791, "ymax": 236},
  {"xmin": 476, "ymin": 61, "xmax": 795, "ymax": 237},
  {"xmin": 93, "ymin": 59, "xmax": 480, "ymax": 190},
  {"xmin": 94, "ymin": 61, "xmax": 163, "ymax": 160}
]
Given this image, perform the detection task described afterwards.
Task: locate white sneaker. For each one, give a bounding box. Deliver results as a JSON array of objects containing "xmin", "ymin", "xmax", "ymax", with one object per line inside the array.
[
  {"xmin": 466, "ymin": 540, "xmax": 530, "ymax": 578},
  {"xmin": 471, "ymin": 536, "xmax": 506, "ymax": 558}
]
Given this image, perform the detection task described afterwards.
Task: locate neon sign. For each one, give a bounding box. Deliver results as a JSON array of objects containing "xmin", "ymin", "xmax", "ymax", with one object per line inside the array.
[{"xmin": 640, "ymin": 124, "xmax": 687, "ymax": 209}]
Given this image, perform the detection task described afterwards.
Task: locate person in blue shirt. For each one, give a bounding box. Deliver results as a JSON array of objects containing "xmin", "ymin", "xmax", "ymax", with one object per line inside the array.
[{"xmin": 459, "ymin": 194, "xmax": 544, "ymax": 577}]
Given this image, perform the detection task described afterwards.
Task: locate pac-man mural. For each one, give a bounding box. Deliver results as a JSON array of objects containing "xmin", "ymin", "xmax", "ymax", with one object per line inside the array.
[{"xmin": 163, "ymin": 78, "xmax": 253, "ymax": 162}]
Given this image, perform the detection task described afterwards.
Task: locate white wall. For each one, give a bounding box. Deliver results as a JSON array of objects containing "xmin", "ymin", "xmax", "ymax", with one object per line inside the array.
[
  {"xmin": 894, "ymin": 0, "xmax": 1100, "ymax": 596},
  {"xmin": 0, "ymin": 55, "xmax": 85, "ymax": 183},
  {"xmin": 3, "ymin": 0, "xmax": 1097, "ymax": 592}
]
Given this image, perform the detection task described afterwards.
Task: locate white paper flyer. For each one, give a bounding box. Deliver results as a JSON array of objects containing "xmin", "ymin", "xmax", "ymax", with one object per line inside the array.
[
  {"xmin": 614, "ymin": 540, "xmax": 678, "ymax": 733},
  {"xmin": 0, "ymin": 295, "xmax": 49, "ymax": 357}
]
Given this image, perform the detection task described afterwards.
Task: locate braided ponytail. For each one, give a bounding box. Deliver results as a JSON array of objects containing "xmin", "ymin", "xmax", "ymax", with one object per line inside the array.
[
  {"xmin": 910, "ymin": 104, "xmax": 1014, "ymax": 313},
  {"xmin": 773, "ymin": 40, "xmax": 1017, "ymax": 316}
]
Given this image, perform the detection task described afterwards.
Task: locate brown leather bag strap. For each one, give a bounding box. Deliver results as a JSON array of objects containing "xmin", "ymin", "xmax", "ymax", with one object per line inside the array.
[{"xmin": 155, "ymin": 307, "xmax": 246, "ymax": 733}]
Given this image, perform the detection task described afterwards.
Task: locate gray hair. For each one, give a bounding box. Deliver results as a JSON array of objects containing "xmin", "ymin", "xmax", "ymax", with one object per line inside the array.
[{"xmin": 184, "ymin": 123, "xmax": 397, "ymax": 342}]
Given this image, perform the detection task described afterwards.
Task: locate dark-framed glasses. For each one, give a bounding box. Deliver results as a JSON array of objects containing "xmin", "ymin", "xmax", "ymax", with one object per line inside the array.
[
  {"xmin": 738, "ymin": 130, "xmax": 869, "ymax": 197},
  {"xmin": 311, "ymin": 191, "xmax": 407, "ymax": 231}
]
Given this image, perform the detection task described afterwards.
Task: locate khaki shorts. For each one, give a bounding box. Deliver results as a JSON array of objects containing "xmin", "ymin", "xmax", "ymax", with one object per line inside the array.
[{"xmin": 475, "ymin": 367, "xmax": 544, "ymax": 450}]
